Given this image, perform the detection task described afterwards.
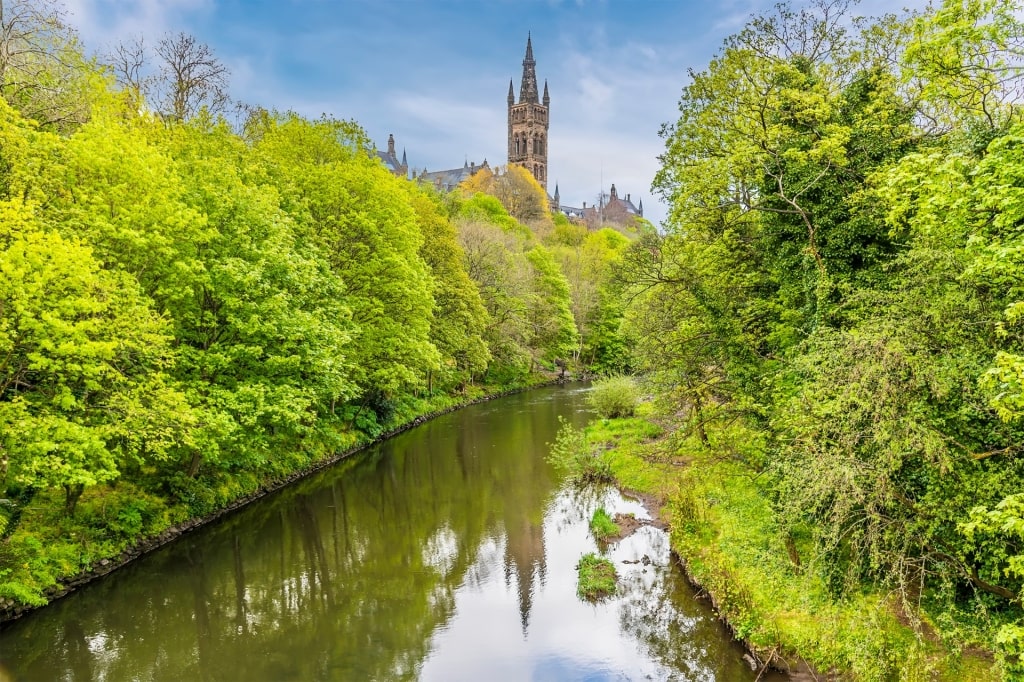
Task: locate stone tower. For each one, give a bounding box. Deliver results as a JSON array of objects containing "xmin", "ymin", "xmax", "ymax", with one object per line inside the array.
[{"xmin": 507, "ymin": 33, "xmax": 549, "ymax": 190}]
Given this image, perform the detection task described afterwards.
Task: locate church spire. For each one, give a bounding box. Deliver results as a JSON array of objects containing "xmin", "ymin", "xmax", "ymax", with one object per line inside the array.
[
  {"xmin": 508, "ymin": 79, "xmax": 515, "ymax": 105},
  {"xmin": 542, "ymin": 80, "xmax": 550, "ymax": 107},
  {"xmin": 519, "ymin": 33, "xmax": 539, "ymax": 104}
]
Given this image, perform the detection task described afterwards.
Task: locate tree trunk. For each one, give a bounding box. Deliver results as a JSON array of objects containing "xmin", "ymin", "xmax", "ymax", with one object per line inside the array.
[
  {"xmin": 187, "ymin": 450, "xmax": 203, "ymax": 478},
  {"xmin": 785, "ymin": 531, "xmax": 802, "ymax": 573},
  {"xmin": 63, "ymin": 483, "xmax": 85, "ymax": 516}
]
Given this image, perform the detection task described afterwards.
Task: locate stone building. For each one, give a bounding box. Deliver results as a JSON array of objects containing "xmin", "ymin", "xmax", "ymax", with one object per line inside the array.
[
  {"xmin": 555, "ymin": 183, "xmax": 643, "ymax": 227},
  {"xmin": 377, "ymin": 132, "xmax": 489, "ymax": 191},
  {"xmin": 507, "ymin": 33, "xmax": 549, "ymax": 190},
  {"xmin": 417, "ymin": 159, "xmax": 491, "ymax": 192},
  {"xmin": 376, "ymin": 133, "xmax": 408, "ymax": 177},
  {"xmin": 378, "ymin": 35, "xmax": 645, "ymax": 228}
]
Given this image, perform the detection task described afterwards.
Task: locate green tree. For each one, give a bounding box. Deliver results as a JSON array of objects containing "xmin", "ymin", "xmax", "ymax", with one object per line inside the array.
[
  {"xmin": 524, "ymin": 244, "xmax": 577, "ymax": 367},
  {"xmin": 254, "ymin": 114, "xmax": 439, "ymax": 419},
  {"xmin": 158, "ymin": 117, "xmax": 356, "ymax": 474},
  {"xmin": 0, "ymin": 202, "xmax": 190, "ymax": 514},
  {"xmin": 407, "ymin": 187, "xmax": 490, "ymax": 392}
]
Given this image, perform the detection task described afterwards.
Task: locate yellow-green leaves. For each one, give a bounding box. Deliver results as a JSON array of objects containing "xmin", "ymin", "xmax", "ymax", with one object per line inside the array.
[{"xmin": 0, "ymin": 209, "xmax": 185, "ymax": 512}]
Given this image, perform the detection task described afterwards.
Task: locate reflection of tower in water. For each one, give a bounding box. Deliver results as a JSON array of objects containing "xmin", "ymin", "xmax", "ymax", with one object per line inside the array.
[{"xmin": 503, "ymin": 513, "xmax": 547, "ymax": 635}]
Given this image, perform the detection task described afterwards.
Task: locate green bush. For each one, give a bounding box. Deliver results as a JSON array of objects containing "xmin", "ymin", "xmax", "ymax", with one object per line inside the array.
[
  {"xmin": 577, "ymin": 552, "xmax": 617, "ymax": 600},
  {"xmin": 587, "ymin": 375, "xmax": 638, "ymax": 419},
  {"xmin": 547, "ymin": 418, "xmax": 613, "ymax": 483}
]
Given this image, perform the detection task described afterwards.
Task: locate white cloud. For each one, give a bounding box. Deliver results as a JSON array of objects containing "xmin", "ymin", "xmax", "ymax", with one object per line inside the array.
[{"xmin": 67, "ymin": 0, "xmax": 212, "ymax": 52}]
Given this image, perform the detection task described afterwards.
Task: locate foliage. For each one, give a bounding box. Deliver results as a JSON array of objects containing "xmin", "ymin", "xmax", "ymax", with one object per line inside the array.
[
  {"xmin": 0, "ymin": 0, "xmax": 100, "ymax": 131},
  {"xmin": 454, "ymin": 195, "xmax": 577, "ymax": 378},
  {"xmin": 0, "ymin": 203, "xmax": 190, "ymax": 514},
  {"xmin": 588, "ymin": 410, "xmax": 1000, "ymax": 680},
  {"xmin": 576, "ymin": 552, "xmax": 617, "ymax": 600},
  {"xmin": 625, "ymin": 0, "xmax": 1024, "ymax": 675},
  {"xmin": 550, "ymin": 226, "xmax": 631, "ymax": 371},
  {"xmin": 0, "ymin": 26, "xmax": 583, "ymax": 613},
  {"xmin": 587, "ymin": 375, "xmax": 638, "ymax": 419},
  {"xmin": 458, "ymin": 163, "xmax": 550, "ymax": 225},
  {"xmin": 407, "ymin": 187, "xmax": 491, "ymax": 390},
  {"xmin": 547, "ymin": 417, "xmax": 613, "ymax": 484}
]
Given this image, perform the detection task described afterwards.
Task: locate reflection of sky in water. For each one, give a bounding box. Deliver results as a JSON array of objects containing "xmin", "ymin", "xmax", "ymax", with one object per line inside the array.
[
  {"xmin": 419, "ymin": 486, "xmax": 750, "ymax": 682},
  {"xmin": 0, "ymin": 386, "xmax": 778, "ymax": 682}
]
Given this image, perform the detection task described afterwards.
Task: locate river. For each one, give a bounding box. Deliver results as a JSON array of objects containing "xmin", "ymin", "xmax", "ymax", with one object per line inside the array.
[{"xmin": 0, "ymin": 385, "xmax": 784, "ymax": 681}]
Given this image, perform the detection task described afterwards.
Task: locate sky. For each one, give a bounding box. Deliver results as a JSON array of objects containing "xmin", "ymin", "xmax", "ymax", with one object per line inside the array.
[{"xmin": 64, "ymin": 0, "xmax": 924, "ymax": 227}]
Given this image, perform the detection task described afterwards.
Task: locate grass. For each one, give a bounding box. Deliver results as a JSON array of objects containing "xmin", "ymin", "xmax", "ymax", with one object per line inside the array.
[
  {"xmin": 589, "ymin": 507, "xmax": 619, "ymax": 542},
  {"xmin": 577, "ymin": 552, "xmax": 617, "ymax": 600},
  {"xmin": 584, "ymin": 408, "xmax": 1004, "ymax": 682}
]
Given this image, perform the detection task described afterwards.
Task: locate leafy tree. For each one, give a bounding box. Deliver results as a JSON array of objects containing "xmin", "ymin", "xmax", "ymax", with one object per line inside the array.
[
  {"xmin": 903, "ymin": 0, "xmax": 1024, "ymax": 134},
  {"xmin": 550, "ymin": 226, "xmax": 630, "ymax": 371},
  {"xmin": 254, "ymin": 114, "xmax": 439, "ymax": 408},
  {"xmin": 0, "ymin": 203, "xmax": 190, "ymax": 514},
  {"xmin": 458, "ymin": 164, "xmax": 550, "ymax": 225},
  {"xmin": 524, "ymin": 244, "xmax": 577, "ymax": 367},
  {"xmin": 0, "ymin": 0, "xmax": 97, "ymax": 130},
  {"xmin": 456, "ymin": 218, "xmax": 534, "ymax": 375},
  {"xmin": 157, "ymin": 117, "xmax": 356, "ymax": 474},
  {"xmin": 406, "ymin": 187, "xmax": 490, "ymax": 391}
]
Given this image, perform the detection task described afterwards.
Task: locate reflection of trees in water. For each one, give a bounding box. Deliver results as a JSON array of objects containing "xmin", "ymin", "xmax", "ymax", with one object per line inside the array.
[
  {"xmin": 615, "ymin": 548, "xmax": 760, "ymax": 682},
  {"xmin": 0, "ymin": 387, "xmax": 585, "ymax": 682}
]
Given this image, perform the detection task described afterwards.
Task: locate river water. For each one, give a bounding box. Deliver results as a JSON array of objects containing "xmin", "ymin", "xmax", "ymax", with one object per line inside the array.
[{"xmin": 0, "ymin": 385, "xmax": 784, "ymax": 681}]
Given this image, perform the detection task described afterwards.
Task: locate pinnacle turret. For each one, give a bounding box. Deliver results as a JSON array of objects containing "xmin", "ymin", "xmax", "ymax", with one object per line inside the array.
[
  {"xmin": 508, "ymin": 79, "xmax": 515, "ymax": 105},
  {"xmin": 519, "ymin": 33, "xmax": 539, "ymax": 104},
  {"xmin": 543, "ymin": 80, "xmax": 550, "ymax": 107}
]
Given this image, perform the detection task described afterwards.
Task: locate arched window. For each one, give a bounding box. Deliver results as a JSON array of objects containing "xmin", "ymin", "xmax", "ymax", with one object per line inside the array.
[{"xmin": 514, "ymin": 136, "xmax": 520, "ymax": 156}]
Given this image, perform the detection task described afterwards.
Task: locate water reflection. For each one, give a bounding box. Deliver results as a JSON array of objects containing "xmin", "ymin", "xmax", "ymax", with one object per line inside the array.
[{"xmin": 0, "ymin": 387, "xmax": 781, "ymax": 681}]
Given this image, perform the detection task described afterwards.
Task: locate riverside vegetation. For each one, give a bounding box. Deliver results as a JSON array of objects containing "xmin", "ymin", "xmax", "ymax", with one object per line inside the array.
[
  {"xmin": 0, "ymin": 0, "xmax": 641, "ymax": 615},
  {"xmin": 572, "ymin": 0, "xmax": 1024, "ymax": 678},
  {"xmin": 3, "ymin": 0, "xmax": 1024, "ymax": 680}
]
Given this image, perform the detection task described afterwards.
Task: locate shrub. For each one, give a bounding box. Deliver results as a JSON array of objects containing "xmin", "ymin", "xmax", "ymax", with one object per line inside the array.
[
  {"xmin": 547, "ymin": 418, "xmax": 613, "ymax": 483},
  {"xmin": 588, "ymin": 375, "xmax": 638, "ymax": 419}
]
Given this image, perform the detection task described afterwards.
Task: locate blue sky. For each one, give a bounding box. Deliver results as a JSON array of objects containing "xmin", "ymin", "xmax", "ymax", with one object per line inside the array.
[{"xmin": 65, "ymin": 0, "xmax": 920, "ymax": 227}]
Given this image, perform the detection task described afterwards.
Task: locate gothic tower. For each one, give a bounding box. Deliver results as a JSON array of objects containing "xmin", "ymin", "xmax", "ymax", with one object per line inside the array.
[{"xmin": 507, "ymin": 33, "xmax": 549, "ymax": 190}]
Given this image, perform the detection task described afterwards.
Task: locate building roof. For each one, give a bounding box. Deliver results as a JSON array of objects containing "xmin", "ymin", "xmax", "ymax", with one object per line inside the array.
[
  {"xmin": 377, "ymin": 133, "xmax": 408, "ymax": 177},
  {"xmin": 417, "ymin": 159, "xmax": 490, "ymax": 192},
  {"xmin": 556, "ymin": 183, "xmax": 644, "ymax": 225}
]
